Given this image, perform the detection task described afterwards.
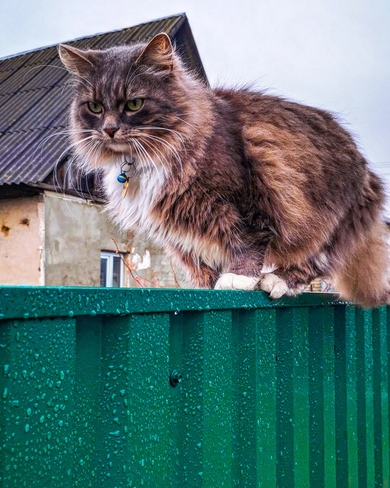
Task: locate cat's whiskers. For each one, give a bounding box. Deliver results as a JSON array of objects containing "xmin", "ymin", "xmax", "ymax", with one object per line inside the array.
[
  {"xmin": 137, "ymin": 133, "xmax": 183, "ymax": 183},
  {"xmin": 62, "ymin": 155, "xmax": 87, "ymax": 201},
  {"xmin": 63, "ymin": 70, "xmax": 94, "ymax": 89},
  {"xmin": 64, "ymin": 135, "xmax": 97, "ymax": 169},
  {"xmin": 133, "ymin": 126, "xmax": 186, "ymax": 144},
  {"xmin": 53, "ymin": 138, "xmax": 97, "ymax": 199},
  {"xmin": 139, "ymin": 133, "xmax": 183, "ymax": 162},
  {"xmin": 130, "ymin": 126, "xmax": 185, "ymax": 166},
  {"xmin": 170, "ymin": 115, "xmax": 204, "ymax": 137},
  {"xmin": 41, "ymin": 128, "xmax": 94, "ymax": 152},
  {"xmin": 34, "ymin": 128, "xmax": 91, "ymax": 157},
  {"xmin": 63, "ymin": 139, "xmax": 100, "ymax": 197},
  {"xmin": 32, "ymin": 131, "xmax": 95, "ymax": 195},
  {"xmin": 132, "ymin": 138, "xmax": 163, "ymax": 178},
  {"xmin": 131, "ymin": 138, "xmax": 152, "ymax": 173},
  {"xmin": 83, "ymin": 139, "xmax": 102, "ymax": 168},
  {"xmin": 136, "ymin": 137, "xmax": 171, "ymax": 176},
  {"xmin": 64, "ymin": 79, "xmax": 91, "ymax": 93}
]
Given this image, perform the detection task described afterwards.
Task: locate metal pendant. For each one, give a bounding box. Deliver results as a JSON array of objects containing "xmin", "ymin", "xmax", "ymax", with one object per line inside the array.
[
  {"xmin": 121, "ymin": 180, "xmax": 129, "ymax": 199},
  {"xmin": 117, "ymin": 157, "xmax": 135, "ymax": 199},
  {"xmin": 117, "ymin": 172, "xmax": 128, "ymax": 184}
]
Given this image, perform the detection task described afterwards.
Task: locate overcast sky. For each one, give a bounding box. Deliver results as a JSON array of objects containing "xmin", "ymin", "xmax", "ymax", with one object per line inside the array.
[{"xmin": 1, "ymin": 0, "xmax": 389, "ymax": 163}]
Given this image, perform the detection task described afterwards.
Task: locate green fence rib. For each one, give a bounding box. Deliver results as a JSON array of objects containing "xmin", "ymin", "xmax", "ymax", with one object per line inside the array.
[
  {"xmin": 169, "ymin": 312, "xmax": 186, "ymax": 486},
  {"xmin": 122, "ymin": 312, "xmax": 171, "ymax": 487},
  {"xmin": 203, "ymin": 310, "xmax": 234, "ymax": 487},
  {"xmin": 180, "ymin": 310, "xmax": 205, "ymax": 486},
  {"xmin": 309, "ymin": 307, "xmax": 325, "ymax": 487},
  {"xmin": 379, "ymin": 308, "xmax": 389, "ymax": 487},
  {"xmin": 365, "ymin": 310, "xmax": 375, "ymax": 488},
  {"xmin": 180, "ymin": 309, "xmax": 235, "ymax": 487},
  {"xmin": 230, "ymin": 309, "xmax": 278, "ymax": 487},
  {"xmin": 356, "ymin": 309, "xmax": 370, "ymax": 487},
  {"xmin": 334, "ymin": 306, "xmax": 349, "ymax": 487},
  {"xmin": 232, "ymin": 309, "xmax": 257, "ymax": 487},
  {"xmin": 323, "ymin": 306, "xmax": 337, "ymax": 487},
  {"xmin": 0, "ymin": 317, "xmax": 77, "ymax": 487},
  {"xmin": 99, "ymin": 315, "xmax": 132, "ymax": 486},
  {"xmin": 293, "ymin": 307, "xmax": 310, "ymax": 487},
  {"xmin": 372, "ymin": 308, "xmax": 385, "ymax": 487},
  {"xmin": 73, "ymin": 316, "xmax": 102, "ymax": 486},
  {"xmin": 386, "ymin": 307, "xmax": 390, "ymax": 488},
  {"xmin": 276, "ymin": 307, "xmax": 295, "ymax": 486},
  {"xmin": 99, "ymin": 313, "xmax": 171, "ymax": 487},
  {"xmin": 346, "ymin": 307, "xmax": 358, "ymax": 488},
  {"xmin": 254, "ymin": 308, "xmax": 277, "ymax": 487}
]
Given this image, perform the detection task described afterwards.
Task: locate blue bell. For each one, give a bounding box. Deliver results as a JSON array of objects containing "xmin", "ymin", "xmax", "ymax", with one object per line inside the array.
[{"xmin": 117, "ymin": 172, "xmax": 128, "ymax": 184}]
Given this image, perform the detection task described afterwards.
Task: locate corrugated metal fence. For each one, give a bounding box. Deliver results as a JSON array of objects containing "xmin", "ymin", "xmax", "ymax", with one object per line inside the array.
[{"xmin": 0, "ymin": 286, "xmax": 389, "ymax": 487}]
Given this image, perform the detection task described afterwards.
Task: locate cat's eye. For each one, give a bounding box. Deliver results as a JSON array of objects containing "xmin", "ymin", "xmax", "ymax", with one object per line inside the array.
[
  {"xmin": 124, "ymin": 98, "xmax": 144, "ymax": 112},
  {"xmin": 87, "ymin": 102, "xmax": 103, "ymax": 114}
]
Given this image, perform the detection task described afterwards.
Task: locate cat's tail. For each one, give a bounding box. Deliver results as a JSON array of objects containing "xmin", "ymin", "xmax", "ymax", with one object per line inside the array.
[{"xmin": 331, "ymin": 220, "xmax": 390, "ymax": 308}]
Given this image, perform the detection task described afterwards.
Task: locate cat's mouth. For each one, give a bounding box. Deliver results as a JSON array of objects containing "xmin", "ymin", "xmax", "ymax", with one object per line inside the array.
[{"xmin": 105, "ymin": 140, "xmax": 130, "ymax": 153}]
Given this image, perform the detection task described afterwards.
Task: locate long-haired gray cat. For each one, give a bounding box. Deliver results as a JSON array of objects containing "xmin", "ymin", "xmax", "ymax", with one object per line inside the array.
[{"xmin": 59, "ymin": 33, "xmax": 390, "ymax": 307}]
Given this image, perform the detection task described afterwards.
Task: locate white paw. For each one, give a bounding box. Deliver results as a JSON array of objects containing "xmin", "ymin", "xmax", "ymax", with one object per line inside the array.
[
  {"xmin": 214, "ymin": 273, "xmax": 259, "ymax": 291},
  {"xmin": 260, "ymin": 273, "xmax": 288, "ymax": 299}
]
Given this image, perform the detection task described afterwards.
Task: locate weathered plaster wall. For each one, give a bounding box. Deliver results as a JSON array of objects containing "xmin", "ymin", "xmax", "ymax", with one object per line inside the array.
[
  {"xmin": 0, "ymin": 196, "xmax": 44, "ymax": 285},
  {"xmin": 44, "ymin": 192, "xmax": 183, "ymax": 288},
  {"xmin": 128, "ymin": 231, "xmax": 185, "ymax": 288},
  {"xmin": 44, "ymin": 192, "xmax": 130, "ymax": 286}
]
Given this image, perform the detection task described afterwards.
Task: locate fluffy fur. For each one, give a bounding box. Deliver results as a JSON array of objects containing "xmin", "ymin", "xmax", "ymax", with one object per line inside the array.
[{"xmin": 59, "ymin": 33, "xmax": 390, "ymax": 307}]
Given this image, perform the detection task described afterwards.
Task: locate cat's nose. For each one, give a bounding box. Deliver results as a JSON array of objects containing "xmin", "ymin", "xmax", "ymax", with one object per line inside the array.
[{"xmin": 104, "ymin": 127, "xmax": 118, "ymax": 138}]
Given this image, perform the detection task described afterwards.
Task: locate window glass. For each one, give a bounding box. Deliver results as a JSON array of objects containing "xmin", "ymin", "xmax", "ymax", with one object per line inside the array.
[
  {"xmin": 100, "ymin": 257, "xmax": 108, "ymax": 287},
  {"xmin": 112, "ymin": 256, "xmax": 122, "ymax": 287},
  {"xmin": 100, "ymin": 252, "xmax": 123, "ymax": 287}
]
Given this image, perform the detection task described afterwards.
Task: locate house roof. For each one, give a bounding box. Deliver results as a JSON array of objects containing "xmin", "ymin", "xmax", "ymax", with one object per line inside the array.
[{"xmin": 0, "ymin": 14, "xmax": 206, "ymax": 190}]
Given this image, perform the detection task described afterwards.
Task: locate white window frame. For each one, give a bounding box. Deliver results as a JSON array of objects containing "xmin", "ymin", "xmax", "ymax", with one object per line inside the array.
[{"xmin": 100, "ymin": 252, "xmax": 124, "ymax": 287}]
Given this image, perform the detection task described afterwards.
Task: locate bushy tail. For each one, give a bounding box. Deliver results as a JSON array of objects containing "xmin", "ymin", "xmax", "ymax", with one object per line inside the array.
[{"xmin": 332, "ymin": 221, "xmax": 390, "ymax": 308}]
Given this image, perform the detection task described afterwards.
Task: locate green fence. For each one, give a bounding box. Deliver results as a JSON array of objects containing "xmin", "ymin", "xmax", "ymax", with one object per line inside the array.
[{"xmin": 0, "ymin": 286, "xmax": 389, "ymax": 487}]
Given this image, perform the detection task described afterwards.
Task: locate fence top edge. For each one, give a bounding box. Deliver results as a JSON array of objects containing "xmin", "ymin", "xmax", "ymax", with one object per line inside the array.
[{"xmin": 0, "ymin": 286, "xmax": 351, "ymax": 320}]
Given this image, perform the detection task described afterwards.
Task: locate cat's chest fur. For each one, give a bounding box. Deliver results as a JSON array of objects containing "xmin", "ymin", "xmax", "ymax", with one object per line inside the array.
[
  {"xmin": 104, "ymin": 164, "xmax": 165, "ymax": 230},
  {"xmin": 104, "ymin": 165, "xmax": 226, "ymax": 269}
]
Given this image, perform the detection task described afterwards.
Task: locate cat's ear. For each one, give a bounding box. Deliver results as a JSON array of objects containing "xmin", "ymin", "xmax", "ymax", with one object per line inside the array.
[
  {"xmin": 136, "ymin": 33, "xmax": 173, "ymax": 75},
  {"xmin": 58, "ymin": 44, "xmax": 96, "ymax": 75}
]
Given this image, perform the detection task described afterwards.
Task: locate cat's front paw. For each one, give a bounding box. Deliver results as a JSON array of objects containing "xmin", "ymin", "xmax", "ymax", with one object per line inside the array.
[
  {"xmin": 259, "ymin": 273, "xmax": 288, "ymax": 299},
  {"xmin": 214, "ymin": 273, "xmax": 259, "ymax": 291}
]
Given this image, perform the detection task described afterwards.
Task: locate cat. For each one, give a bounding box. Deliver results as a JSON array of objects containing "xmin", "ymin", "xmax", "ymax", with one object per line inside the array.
[{"xmin": 59, "ymin": 33, "xmax": 390, "ymax": 307}]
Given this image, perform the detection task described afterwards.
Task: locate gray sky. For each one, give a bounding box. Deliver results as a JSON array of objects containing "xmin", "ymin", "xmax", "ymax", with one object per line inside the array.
[{"xmin": 1, "ymin": 0, "xmax": 389, "ymax": 163}]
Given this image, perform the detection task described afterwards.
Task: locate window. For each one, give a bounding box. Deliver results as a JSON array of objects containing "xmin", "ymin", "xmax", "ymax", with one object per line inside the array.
[{"xmin": 100, "ymin": 252, "xmax": 124, "ymax": 287}]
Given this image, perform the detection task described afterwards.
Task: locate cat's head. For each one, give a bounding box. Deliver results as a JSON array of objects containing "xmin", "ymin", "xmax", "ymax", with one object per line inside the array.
[{"xmin": 59, "ymin": 34, "xmax": 205, "ymax": 176}]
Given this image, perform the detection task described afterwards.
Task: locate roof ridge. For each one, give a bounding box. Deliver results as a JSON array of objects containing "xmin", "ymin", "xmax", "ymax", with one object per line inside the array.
[{"xmin": 0, "ymin": 13, "xmax": 186, "ymax": 62}]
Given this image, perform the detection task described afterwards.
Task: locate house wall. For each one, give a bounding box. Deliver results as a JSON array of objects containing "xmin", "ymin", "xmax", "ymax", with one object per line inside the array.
[
  {"xmin": 128, "ymin": 230, "xmax": 185, "ymax": 288},
  {"xmin": 44, "ymin": 191, "xmax": 183, "ymax": 288},
  {"xmin": 44, "ymin": 191, "xmax": 128, "ymax": 286},
  {"xmin": 0, "ymin": 196, "xmax": 44, "ymax": 285}
]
